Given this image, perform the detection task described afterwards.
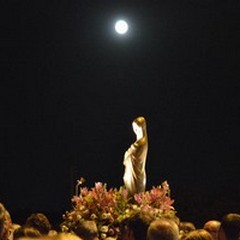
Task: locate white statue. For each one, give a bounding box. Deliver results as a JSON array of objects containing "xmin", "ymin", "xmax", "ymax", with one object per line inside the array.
[{"xmin": 123, "ymin": 116, "xmax": 148, "ymax": 195}]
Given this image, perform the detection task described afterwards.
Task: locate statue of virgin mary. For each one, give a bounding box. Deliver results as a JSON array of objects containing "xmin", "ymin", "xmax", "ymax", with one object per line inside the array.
[{"xmin": 123, "ymin": 116, "xmax": 148, "ymax": 196}]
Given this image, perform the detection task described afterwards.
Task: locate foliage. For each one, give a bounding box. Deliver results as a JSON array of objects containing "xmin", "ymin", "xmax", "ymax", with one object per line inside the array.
[{"xmin": 61, "ymin": 179, "xmax": 176, "ymax": 239}]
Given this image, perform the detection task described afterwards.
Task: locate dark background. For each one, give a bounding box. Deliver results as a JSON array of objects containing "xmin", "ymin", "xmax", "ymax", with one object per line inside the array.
[{"xmin": 1, "ymin": 0, "xmax": 240, "ymax": 228}]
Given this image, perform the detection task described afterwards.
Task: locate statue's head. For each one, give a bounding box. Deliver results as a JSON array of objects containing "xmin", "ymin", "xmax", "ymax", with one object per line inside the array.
[{"xmin": 132, "ymin": 116, "xmax": 147, "ymax": 138}]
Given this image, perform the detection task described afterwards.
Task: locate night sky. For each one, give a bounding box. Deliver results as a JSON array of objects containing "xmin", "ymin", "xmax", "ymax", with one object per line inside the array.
[{"xmin": 1, "ymin": 0, "xmax": 240, "ymax": 226}]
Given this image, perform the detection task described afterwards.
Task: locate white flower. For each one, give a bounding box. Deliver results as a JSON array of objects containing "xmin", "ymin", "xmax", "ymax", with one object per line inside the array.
[
  {"xmin": 101, "ymin": 233, "xmax": 107, "ymax": 239},
  {"xmin": 100, "ymin": 225, "xmax": 109, "ymax": 233},
  {"xmin": 132, "ymin": 204, "xmax": 138, "ymax": 210},
  {"xmin": 90, "ymin": 213, "xmax": 97, "ymax": 220},
  {"xmin": 102, "ymin": 213, "xmax": 108, "ymax": 219},
  {"xmin": 61, "ymin": 225, "xmax": 69, "ymax": 232}
]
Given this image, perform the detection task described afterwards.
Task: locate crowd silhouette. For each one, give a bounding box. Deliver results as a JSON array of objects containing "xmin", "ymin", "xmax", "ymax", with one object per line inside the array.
[{"xmin": 1, "ymin": 201, "xmax": 240, "ymax": 240}]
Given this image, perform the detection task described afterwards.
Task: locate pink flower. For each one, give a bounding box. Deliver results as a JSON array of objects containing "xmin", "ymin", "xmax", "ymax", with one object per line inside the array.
[
  {"xmin": 95, "ymin": 182, "xmax": 103, "ymax": 191},
  {"xmin": 80, "ymin": 187, "xmax": 88, "ymax": 196},
  {"xmin": 62, "ymin": 178, "xmax": 176, "ymax": 240}
]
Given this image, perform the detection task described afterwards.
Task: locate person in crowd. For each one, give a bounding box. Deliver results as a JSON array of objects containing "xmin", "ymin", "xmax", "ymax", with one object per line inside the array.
[
  {"xmin": 24, "ymin": 212, "xmax": 52, "ymax": 235},
  {"xmin": 147, "ymin": 218, "xmax": 179, "ymax": 240},
  {"xmin": 13, "ymin": 226, "xmax": 41, "ymax": 239},
  {"xmin": 128, "ymin": 217, "xmax": 149, "ymax": 240},
  {"xmin": 218, "ymin": 213, "xmax": 240, "ymax": 240},
  {"xmin": 0, "ymin": 202, "xmax": 13, "ymax": 240},
  {"xmin": 180, "ymin": 221, "xmax": 196, "ymax": 233},
  {"xmin": 74, "ymin": 220, "xmax": 99, "ymax": 240},
  {"xmin": 203, "ymin": 220, "xmax": 221, "ymax": 240},
  {"xmin": 184, "ymin": 229, "xmax": 213, "ymax": 240},
  {"xmin": 38, "ymin": 232, "xmax": 83, "ymax": 240},
  {"xmin": 179, "ymin": 221, "xmax": 196, "ymax": 240}
]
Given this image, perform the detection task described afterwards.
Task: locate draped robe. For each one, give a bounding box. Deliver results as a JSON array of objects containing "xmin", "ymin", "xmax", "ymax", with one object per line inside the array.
[{"xmin": 123, "ymin": 137, "xmax": 148, "ymax": 195}]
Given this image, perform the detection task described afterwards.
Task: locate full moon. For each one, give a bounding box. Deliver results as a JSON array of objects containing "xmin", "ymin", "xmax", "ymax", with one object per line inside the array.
[{"xmin": 115, "ymin": 20, "xmax": 128, "ymax": 34}]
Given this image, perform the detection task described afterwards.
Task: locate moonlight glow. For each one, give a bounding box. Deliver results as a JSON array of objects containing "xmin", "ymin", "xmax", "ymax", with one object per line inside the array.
[{"xmin": 115, "ymin": 20, "xmax": 128, "ymax": 34}]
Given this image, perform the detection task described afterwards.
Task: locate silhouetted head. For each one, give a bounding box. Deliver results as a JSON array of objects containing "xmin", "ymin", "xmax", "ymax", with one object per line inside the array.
[
  {"xmin": 13, "ymin": 226, "xmax": 41, "ymax": 239},
  {"xmin": 25, "ymin": 213, "xmax": 51, "ymax": 235},
  {"xmin": 74, "ymin": 220, "xmax": 98, "ymax": 240},
  {"xmin": 185, "ymin": 229, "xmax": 213, "ymax": 240},
  {"xmin": 0, "ymin": 203, "xmax": 12, "ymax": 240},
  {"xmin": 219, "ymin": 213, "xmax": 240, "ymax": 240},
  {"xmin": 203, "ymin": 220, "xmax": 221, "ymax": 240},
  {"xmin": 147, "ymin": 218, "xmax": 179, "ymax": 240}
]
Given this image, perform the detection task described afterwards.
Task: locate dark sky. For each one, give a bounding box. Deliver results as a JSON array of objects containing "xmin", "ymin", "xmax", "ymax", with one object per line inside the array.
[{"xmin": 1, "ymin": 0, "xmax": 240, "ymax": 225}]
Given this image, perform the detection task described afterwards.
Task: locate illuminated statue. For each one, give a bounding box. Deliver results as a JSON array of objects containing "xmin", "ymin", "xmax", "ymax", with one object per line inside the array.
[{"xmin": 123, "ymin": 116, "xmax": 148, "ymax": 195}]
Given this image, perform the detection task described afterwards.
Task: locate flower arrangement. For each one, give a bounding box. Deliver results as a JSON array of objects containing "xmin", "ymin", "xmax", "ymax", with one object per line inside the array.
[{"xmin": 61, "ymin": 178, "xmax": 176, "ymax": 239}]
